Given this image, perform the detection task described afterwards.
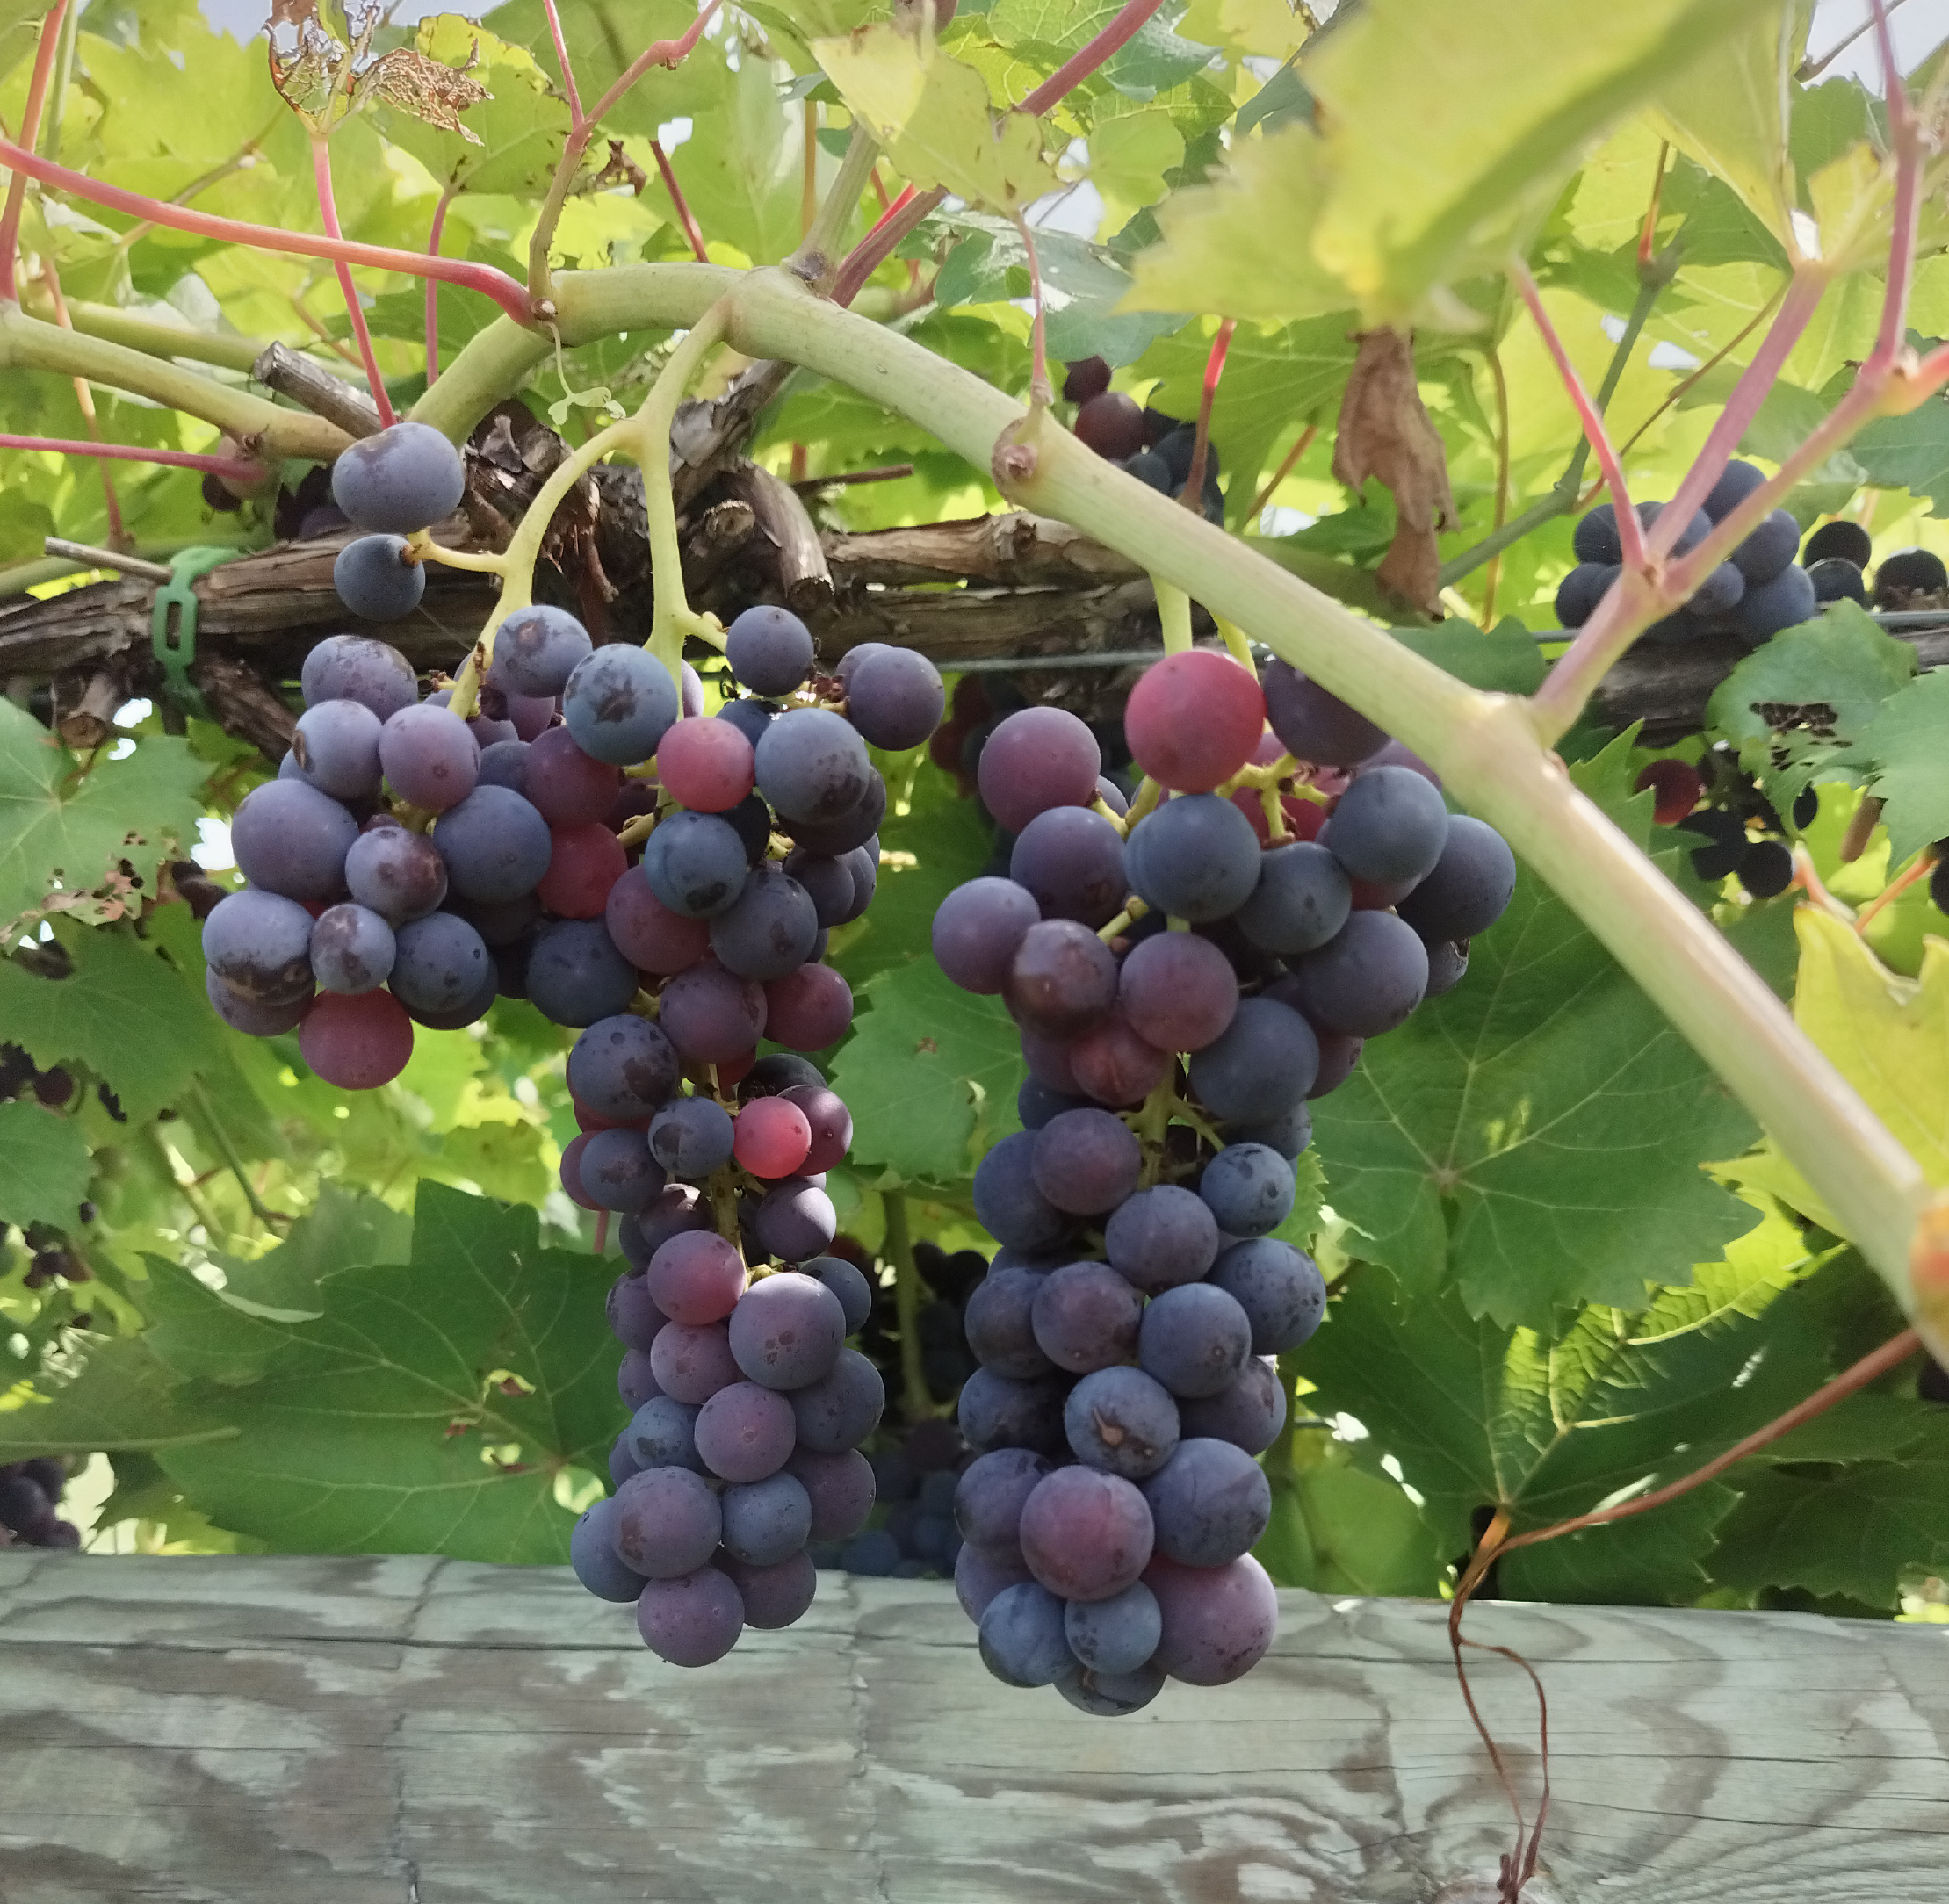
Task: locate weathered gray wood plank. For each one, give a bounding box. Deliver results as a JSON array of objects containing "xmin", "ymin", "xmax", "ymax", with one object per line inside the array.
[{"xmin": 3, "ymin": 1551, "xmax": 1945, "ymax": 1903}]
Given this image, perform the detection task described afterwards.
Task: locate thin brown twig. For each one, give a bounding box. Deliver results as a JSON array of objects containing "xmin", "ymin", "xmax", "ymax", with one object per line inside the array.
[
  {"xmin": 650, "ymin": 138, "xmax": 709, "ymax": 264},
  {"xmin": 1246, "ymin": 422, "xmax": 1317, "ymax": 524},
  {"xmin": 1181, "ymin": 318, "xmax": 1235, "ymax": 509},
  {"xmin": 1480, "ymin": 348, "xmax": 1512, "ymax": 628}
]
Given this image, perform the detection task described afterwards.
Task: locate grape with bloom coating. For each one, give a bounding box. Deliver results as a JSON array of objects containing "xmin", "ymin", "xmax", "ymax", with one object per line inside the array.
[{"xmin": 1124, "ymin": 648, "xmax": 1265, "ymax": 791}]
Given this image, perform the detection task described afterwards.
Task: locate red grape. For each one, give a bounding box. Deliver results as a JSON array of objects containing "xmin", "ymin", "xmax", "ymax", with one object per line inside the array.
[
  {"xmin": 1634, "ymin": 758, "xmax": 1704, "ymax": 825},
  {"xmin": 1074, "ymin": 392, "xmax": 1145, "ymax": 459},
  {"xmin": 538, "ymin": 823, "xmax": 627, "ymax": 918},
  {"xmin": 657, "ymin": 717, "xmax": 756, "ymax": 812},
  {"xmin": 606, "ymin": 870, "xmax": 712, "ymax": 974},
  {"xmin": 298, "ymin": 990, "xmax": 413, "ymax": 1089},
  {"xmin": 526, "ymin": 725, "xmax": 622, "ymax": 826},
  {"xmin": 1124, "ymin": 650, "xmax": 1266, "ymax": 793},
  {"xmin": 734, "ymin": 1097, "xmax": 813, "ymax": 1179},
  {"xmin": 762, "ymin": 962, "xmax": 854, "ymax": 1049}
]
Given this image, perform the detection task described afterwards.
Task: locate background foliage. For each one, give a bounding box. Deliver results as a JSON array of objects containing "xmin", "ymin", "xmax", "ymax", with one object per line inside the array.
[{"xmin": 4, "ymin": 0, "xmax": 1949, "ymax": 1621}]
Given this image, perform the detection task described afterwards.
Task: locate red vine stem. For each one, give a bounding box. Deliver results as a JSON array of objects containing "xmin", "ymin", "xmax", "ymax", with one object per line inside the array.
[
  {"xmin": 1511, "ymin": 261, "xmax": 1645, "ymax": 567},
  {"xmin": 0, "ymin": 0, "xmax": 70, "ymax": 302},
  {"xmin": 651, "ymin": 138, "xmax": 709, "ymax": 264},
  {"xmin": 1181, "ymin": 318, "xmax": 1234, "ymax": 506},
  {"xmin": 834, "ymin": 0, "xmax": 1168, "ymax": 307},
  {"xmin": 1012, "ymin": 211, "xmax": 1052, "ymax": 406},
  {"xmin": 0, "ymin": 132, "xmax": 535, "ymax": 321},
  {"xmin": 540, "ymin": 0, "xmax": 586, "ymax": 125},
  {"xmin": 424, "ymin": 185, "xmax": 457, "ymax": 386},
  {"xmin": 0, "ymin": 432, "xmax": 269, "ymax": 481},
  {"xmin": 527, "ymin": 0, "xmax": 723, "ymax": 301},
  {"xmin": 310, "ymin": 133, "xmax": 394, "ymax": 428}
]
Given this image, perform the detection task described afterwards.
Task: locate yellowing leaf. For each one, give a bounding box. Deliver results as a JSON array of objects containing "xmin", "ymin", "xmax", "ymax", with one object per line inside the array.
[
  {"xmin": 1128, "ymin": 0, "xmax": 1779, "ymax": 327},
  {"xmin": 1792, "ymin": 908, "xmax": 1949, "ymax": 1189},
  {"xmin": 1086, "ymin": 108, "xmax": 1183, "ymax": 234},
  {"xmin": 813, "ymin": 25, "xmax": 1057, "ymax": 211}
]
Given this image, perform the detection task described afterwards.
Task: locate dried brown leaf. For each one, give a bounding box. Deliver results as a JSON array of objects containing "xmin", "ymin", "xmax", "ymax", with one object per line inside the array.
[
  {"xmin": 267, "ymin": 2, "xmax": 488, "ymax": 140},
  {"xmin": 1332, "ymin": 328, "xmax": 1455, "ymax": 616},
  {"xmin": 363, "ymin": 45, "xmax": 492, "ymax": 143}
]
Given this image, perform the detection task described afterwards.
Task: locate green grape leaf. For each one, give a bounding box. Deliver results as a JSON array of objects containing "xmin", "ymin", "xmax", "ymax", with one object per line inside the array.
[
  {"xmin": 813, "ymin": 25, "xmax": 1058, "ymax": 211},
  {"xmin": 1127, "ymin": 0, "xmax": 1779, "ymax": 326},
  {"xmin": 210, "ymin": 1183, "xmax": 413, "ymax": 1318},
  {"xmin": 153, "ymin": 1186, "xmax": 615, "ymax": 1562},
  {"xmin": 1703, "ymin": 602, "xmax": 1913, "ymax": 807},
  {"xmin": 0, "ymin": 1099, "xmax": 93, "ymax": 1231},
  {"xmin": 1834, "ymin": 667, "xmax": 1949, "ymax": 867},
  {"xmin": 1386, "ymin": 617, "xmax": 1548, "ymax": 695},
  {"xmin": 668, "ymin": 52, "xmax": 803, "ymax": 265},
  {"xmin": 986, "ymin": 0, "xmax": 1122, "ymax": 53},
  {"xmin": 829, "ymin": 955, "xmax": 1024, "ymax": 1184},
  {"xmin": 1234, "ymin": 62, "xmax": 1312, "ymax": 139},
  {"xmin": 1848, "ymin": 402, "xmax": 1949, "ymax": 516},
  {"xmin": 1707, "ymin": 1447, "xmax": 1949, "ymax": 1609},
  {"xmin": 1300, "ymin": 1222, "xmax": 1844, "ymax": 1601},
  {"xmin": 0, "ymin": 701, "xmax": 211, "ymax": 941},
  {"xmin": 1101, "ymin": 17, "xmax": 1221, "ymax": 102},
  {"xmin": 374, "ymin": 18, "xmax": 572, "ymax": 197},
  {"xmin": 0, "ymin": 920, "xmax": 227, "ymax": 1126},
  {"xmin": 480, "ymin": 0, "xmax": 718, "ymax": 134},
  {"xmin": 1310, "ymin": 735, "xmax": 1761, "ymax": 1325},
  {"xmin": 0, "ymin": 1338, "xmax": 240, "ymax": 1461},
  {"xmin": 1256, "ymin": 1450, "xmax": 1442, "ymax": 1596},
  {"xmin": 933, "ymin": 214, "xmax": 1186, "ymax": 364}
]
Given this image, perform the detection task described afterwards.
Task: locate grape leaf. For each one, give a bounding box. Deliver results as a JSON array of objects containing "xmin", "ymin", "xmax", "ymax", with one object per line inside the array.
[
  {"xmin": 0, "ymin": 920, "xmax": 227, "ymax": 1126},
  {"xmin": 1298, "ymin": 1224, "xmax": 1847, "ymax": 1603},
  {"xmin": 1127, "ymin": 0, "xmax": 1779, "ymax": 326},
  {"xmin": 1310, "ymin": 734, "xmax": 1761, "ymax": 1325},
  {"xmin": 668, "ymin": 52, "xmax": 802, "ymax": 266},
  {"xmin": 1707, "ymin": 1446, "xmax": 1949, "ymax": 1608},
  {"xmin": 1387, "ymin": 618, "xmax": 1548, "ymax": 695},
  {"xmin": 1256, "ymin": 1451, "xmax": 1442, "ymax": 1597},
  {"xmin": 154, "ymin": 1186, "xmax": 617, "ymax": 1562},
  {"xmin": 1833, "ymin": 667, "xmax": 1949, "ymax": 867},
  {"xmin": 0, "ymin": 702, "xmax": 211, "ymax": 941},
  {"xmin": 829, "ymin": 955, "xmax": 1024, "ymax": 1184},
  {"xmin": 480, "ymin": 0, "xmax": 719, "ymax": 135},
  {"xmin": 1846, "ymin": 401, "xmax": 1949, "ymax": 516},
  {"xmin": 0, "ymin": 1338, "xmax": 239, "ymax": 1460},
  {"xmin": 0, "ymin": 1099, "xmax": 93, "ymax": 1231},
  {"xmin": 813, "ymin": 25, "xmax": 1058, "ymax": 211}
]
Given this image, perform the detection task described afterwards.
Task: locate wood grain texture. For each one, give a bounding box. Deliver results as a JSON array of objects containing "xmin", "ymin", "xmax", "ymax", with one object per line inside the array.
[{"xmin": 3, "ymin": 1552, "xmax": 1945, "ymax": 1903}]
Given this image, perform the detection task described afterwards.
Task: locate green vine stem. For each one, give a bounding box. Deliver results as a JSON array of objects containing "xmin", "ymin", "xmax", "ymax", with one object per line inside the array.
[
  {"xmin": 881, "ymin": 1187, "xmax": 935, "ymax": 1421},
  {"xmin": 792, "ymin": 123, "xmax": 880, "ymax": 288},
  {"xmin": 1155, "ymin": 578, "xmax": 1193, "ymax": 654}
]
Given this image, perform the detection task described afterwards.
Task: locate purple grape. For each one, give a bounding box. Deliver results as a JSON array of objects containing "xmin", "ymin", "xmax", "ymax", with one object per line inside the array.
[
  {"xmin": 1701, "ymin": 458, "xmax": 1766, "ymax": 522},
  {"xmin": 563, "ymin": 645, "xmax": 679, "ymax": 766},
  {"xmin": 1057, "ymin": 1662, "xmax": 1165, "ymax": 1715},
  {"xmin": 802, "ymin": 1254, "xmax": 871, "ymax": 1336},
  {"xmin": 659, "ymin": 962, "xmax": 767, "ymax": 1064},
  {"xmin": 644, "ymin": 811, "xmax": 750, "ymax": 918},
  {"xmin": 789, "ymin": 1346, "xmax": 885, "ymax": 1452},
  {"xmin": 301, "ymin": 633, "xmax": 417, "ymax": 720},
  {"xmin": 965, "ymin": 1264, "xmax": 1055, "ymax": 1378},
  {"xmin": 487, "ymin": 603, "xmax": 592, "ymax": 698},
  {"xmin": 292, "ymin": 698, "xmax": 383, "ymax": 800},
  {"xmin": 953, "ymin": 1447, "xmax": 1051, "ymax": 1559},
  {"xmin": 1019, "ymin": 1466, "xmax": 1154, "ymax": 1602},
  {"xmin": 1138, "ymin": 1283, "xmax": 1252, "ymax": 1398},
  {"xmin": 1141, "ymin": 1436, "xmax": 1272, "ymax": 1567},
  {"xmin": 579, "ymin": 1127, "xmax": 665, "ymax": 1214},
  {"xmin": 1030, "ymin": 1260, "xmax": 1142, "ymax": 1374},
  {"xmin": 1638, "ymin": 499, "xmax": 1711, "ymax": 555},
  {"xmin": 1145, "ymin": 1552, "xmax": 1277, "ymax": 1685},
  {"xmin": 1554, "ymin": 562, "xmax": 1617, "ymax": 628},
  {"xmin": 378, "ymin": 703, "xmax": 478, "ymax": 813},
  {"xmin": 956, "ymin": 1540, "xmax": 1033, "ymax": 1620},
  {"xmin": 608, "ymin": 1433, "xmax": 642, "ymax": 1490},
  {"xmin": 650, "ymin": 1320, "xmax": 740, "ymax": 1404},
  {"xmin": 203, "ymin": 889, "xmax": 314, "ymax": 1004},
  {"xmin": 649, "ymin": 1096, "xmax": 736, "ymax": 1179},
  {"xmin": 1198, "ymin": 1143, "xmax": 1296, "ymax": 1238},
  {"xmin": 755, "ymin": 708, "xmax": 872, "ymax": 825},
  {"xmin": 1234, "ymin": 840, "xmax": 1350, "ymax": 956},
  {"xmin": 728, "ymin": 1271, "xmax": 847, "ymax": 1390},
  {"xmin": 1187, "ymin": 997, "xmax": 1318, "ymax": 1124},
  {"xmin": 476, "ymin": 739, "xmax": 530, "ymax": 792},
  {"xmin": 1734, "ymin": 562, "xmax": 1817, "ymax": 641},
  {"xmin": 1571, "ymin": 502, "xmax": 1623, "ymax": 564},
  {"xmin": 782, "ymin": 847, "xmax": 855, "ymax": 929},
  {"xmin": 231, "ymin": 779, "xmax": 358, "ymax": 901},
  {"xmin": 933, "ymin": 876, "xmax": 1042, "ymax": 993},
  {"xmin": 1009, "ymin": 806, "xmax": 1127, "ymax": 927},
  {"xmin": 1396, "ymin": 815, "xmax": 1515, "ymax": 942},
  {"xmin": 751, "ymin": 1178, "xmax": 836, "ymax": 1262},
  {"xmin": 1004, "ymin": 919, "xmax": 1118, "ymax": 1039},
  {"xmin": 1209, "ymin": 1237, "xmax": 1325, "ymax": 1353},
  {"xmin": 1261, "ymin": 658, "xmax": 1386, "ymax": 767},
  {"xmin": 780, "ymin": 771, "xmax": 886, "ymax": 855},
  {"xmin": 709, "ymin": 864, "xmax": 819, "ymax": 981},
  {"xmin": 308, "ymin": 902, "xmax": 395, "ymax": 994},
  {"xmin": 1102, "ymin": 1184, "xmax": 1219, "ymax": 1294},
  {"xmin": 639, "ymin": 1184, "xmax": 713, "ymax": 1259},
  {"xmin": 1323, "ymin": 764, "xmax": 1449, "ymax": 884},
  {"xmin": 1125, "ymin": 793, "xmax": 1262, "ymax": 922},
  {"xmin": 330, "ymin": 420, "xmax": 465, "ymax": 533},
  {"xmin": 972, "ymin": 1131, "xmax": 1075, "ymax": 1253},
  {"xmin": 1064, "ymin": 1580, "xmax": 1160, "ymax": 1674},
  {"xmin": 719, "ymin": 1472, "xmax": 812, "ymax": 1565},
  {"xmin": 625, "ymin": 1395, "xmax": 705, "ymax": 1473},
  {"xmin": 334, "ymin": 533, "xmax": 425, "ymax": 622},
  {"xmin": 611, "ymin": 1465, "xmax": 722, "ymax": 1578},
  {"xmin": 390, "ymin": 912, "xmax": 489, "ymax": 1019},
  {"xmin": 1029, "ymin": 1108, "xmax": 1142, "ymax": 1216},
  {"xmin": 726, "ymin": 604, "xmax": 815, "ymax": 696},
  {"xmin": 1282, "ymin": 911, "xmax": 1428, "ymax": 1039},
  {"xmin": 344, "ymin": 825, "xmax": 447, "ymax": 922},
  {"xmin": 637, "ymin": 1565, "xmax": 744, "ymax": 1666},
  {"xmin": 206, "ymin": 967, "xmax": 313, "ymax": 1036},
  {"xmin": 978, "ymin": 1582, "xmax": 1074, "ymax": 1687},
  {"xmin": 845, "ymin": 646, "xmax": 945, "ymax": 750},
  {"xmin": 431, "ymin": 784, "xmax": 552, "ymax": 902},
  {"xmin": 567, "ymin": 1013, "xmax": 680, "ymax": 1121},
  {"xmin": 720, "ymin": 1548, "xmax": 817, "ymax": 1629},
  {"xmin": 571, "ymin": 1498, "xmax": 647, "ymax": 1602},
  {"xmin": 786, "ymin": 1446, "xmax": 876, "ymax": 1540},
  {"xmin": 1732, "ymin": 507, "xmax": 1800, "ymax": 583},
  {"xmin": 529, "ymin": 919, "xmax": 639, "ymax": 1027},
  {"xmin": 1179, "ymin": 1355, "xmax": 1286, "ymax": 1454},
  {"xmin": 618, "ymin": 1347, "xmax": 660, "ymax": 1410},
  {"xmin": 956, "ymin": 1367, "xmax": 1068, "ymax": 1454},
  {"xmin": 977, "ymin": 706, "xmax": 1101, "ymax": 834},
  {"xmin": 1064, "ymin": 1366, "xmax": 1180, "ymax": 1479}
]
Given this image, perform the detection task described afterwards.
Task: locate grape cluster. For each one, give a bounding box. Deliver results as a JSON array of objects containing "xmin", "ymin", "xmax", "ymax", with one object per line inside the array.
[
  {"xmin": 1556, "ymin": 462, "xmax": 1818, "ymax": 645},
  {"xmin": 933, "ymin": 647, "xmax": 1515, "ymax": 1713},
  {"xmin": 1064, "ymin": 356, "xmax": 1224, "ymax": 523},
  {"xmin": 815, "ymin": 1414, "xmax": 973, "ymax": 1577},
  {"xmin": 1634, "ymin": 748, "xmax": 1811, "ymax": 898},
  {"xmin": 0, "ymin": 1459, "xmax": 78, "ymax": 1549}
]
